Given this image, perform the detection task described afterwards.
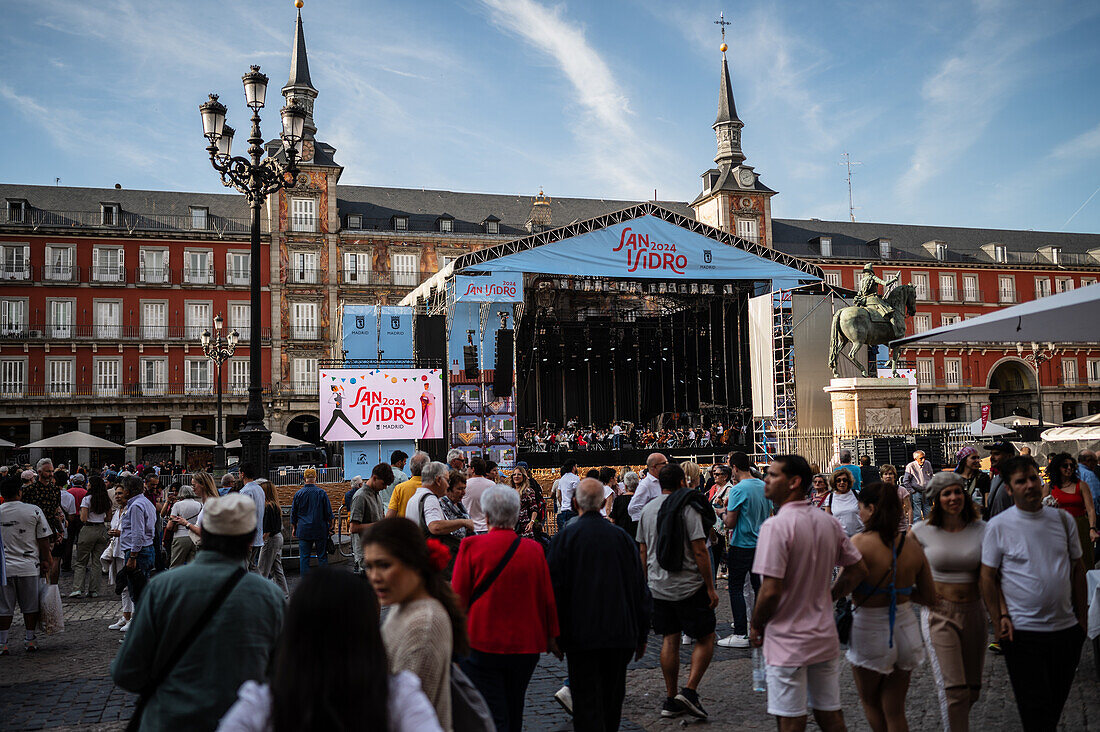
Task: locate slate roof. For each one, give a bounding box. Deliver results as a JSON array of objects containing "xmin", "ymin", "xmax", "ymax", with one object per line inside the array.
[{"xmin": 0, "ymin": 183, "xmax": 250, "ymax": 220}]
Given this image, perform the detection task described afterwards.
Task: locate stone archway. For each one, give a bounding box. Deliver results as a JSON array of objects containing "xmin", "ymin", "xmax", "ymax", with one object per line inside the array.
[
  {"xmin": 286, "ymin": 413, "xmax": 320, "ymax": 445},
  {"xmin": 987, "ymin": 357, "xmax": 1037, "ymax": 420}
]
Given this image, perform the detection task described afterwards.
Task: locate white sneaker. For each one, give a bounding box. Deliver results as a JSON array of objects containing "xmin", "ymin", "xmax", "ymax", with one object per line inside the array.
[
  {"xmin": 68, "ymin": 590, "xmax": 84, "ymax": 599},
  {"xmin": 108, "ymin": 618, "xmax": 127, "ymax": 630},
  {"xmin": 681, "ymin": 633, "xmax": 693, "ymax": 645},
  {"xmin": 554, "ymin": 685, "xmax": 573, "ymax": 715},
  {"xmin": 717, "ymin": 634, "xmax": 750, "ymax": 648},
  {"xmin": 119, "ymin": 621, "xmax": 131, "ymax": 632}
]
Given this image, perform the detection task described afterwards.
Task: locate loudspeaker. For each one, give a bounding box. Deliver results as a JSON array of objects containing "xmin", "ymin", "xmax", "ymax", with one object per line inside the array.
[
  {"xmin": 494, "ymin": 329, "xmax": 514, "ymax": 397},
  {"xmin": 463, "ymin": 345, "xmax": 479, "ymax": 379},
  {"xmin": 415, "ymin": 314, "xmax": 445, "ymax": 364}
]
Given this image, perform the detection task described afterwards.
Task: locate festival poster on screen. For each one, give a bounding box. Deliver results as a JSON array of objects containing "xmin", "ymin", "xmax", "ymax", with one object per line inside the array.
[{"xmin": 319, "ymin": 368, "xmax": 444, "ymax": 441}]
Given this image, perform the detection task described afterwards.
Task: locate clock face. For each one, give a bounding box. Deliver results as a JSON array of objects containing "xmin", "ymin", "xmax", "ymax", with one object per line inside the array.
[
  {"xmin": 737, "ymin": 168, "xmax": 755, "ymax": 187},
  {"xmin": 301, "ymin": 140, "xmax": 315, "ymax": 163}
]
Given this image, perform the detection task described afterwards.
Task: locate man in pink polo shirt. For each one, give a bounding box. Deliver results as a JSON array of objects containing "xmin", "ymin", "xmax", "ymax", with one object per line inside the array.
[{"xmin": 750, "ymin": 454, "xmax": 867, "ymax": 731}]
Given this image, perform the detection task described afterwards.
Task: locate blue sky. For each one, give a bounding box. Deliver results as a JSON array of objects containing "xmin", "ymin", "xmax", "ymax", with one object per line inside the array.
[{"xmin": 3, "ymin": 0, "xmax": 1100, "ymax": 233}]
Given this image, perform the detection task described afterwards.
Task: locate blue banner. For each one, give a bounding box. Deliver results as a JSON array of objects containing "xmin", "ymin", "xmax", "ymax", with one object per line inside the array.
[
  {"xmin": 462, "ymin": 214, "xmax": 815, "ymax": 289},
  {"xmin": 343, "ymin": 305, "xmax": 378, "ymax": 360},
  {"xmin": 379, "ymin": 306, "xmax": 414, "ymax": 360},
  {"xmin": 453, "ymin": 274, "xmax": 523, "ymax": 303},
  {"xmin": 343, "ymin": 439, "xmax": 416, "ymax": 479}
]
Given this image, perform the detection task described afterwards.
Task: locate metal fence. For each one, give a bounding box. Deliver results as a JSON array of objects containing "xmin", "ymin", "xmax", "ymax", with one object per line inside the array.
[{"xmin": 757, "ymin": 424, "xmax": 972, "ymax": 470}]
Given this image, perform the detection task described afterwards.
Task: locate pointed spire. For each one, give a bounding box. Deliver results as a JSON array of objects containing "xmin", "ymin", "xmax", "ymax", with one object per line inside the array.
[
  {"xmin": 711, "ymin": 33, "xmax": 745, "ymax": 168},
  {"xmin": 715, "ymin": 53, "xmax": 741, "ymax": 126},
  {"xmin": 288, "ymin": 8, "xmax": 315, "ymax": 91}
]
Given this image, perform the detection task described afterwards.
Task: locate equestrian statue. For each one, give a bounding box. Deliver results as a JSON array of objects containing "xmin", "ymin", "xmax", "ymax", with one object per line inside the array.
[{"xmin": 829, "ymin": 263, "xmax": 917, "ymax": 378}]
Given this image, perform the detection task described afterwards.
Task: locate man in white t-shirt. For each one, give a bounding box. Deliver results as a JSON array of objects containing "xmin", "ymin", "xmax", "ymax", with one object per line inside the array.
[
  {"xmin": 556, "ymin": 460, "xmax": 581, "ymax": 530},
  {"xmin": 0, "ymin": 480, "xmax": 54, "ymax": 653},
  {"xmin": 611, "ymin": 422, "xmax": 623, "ymax": 450},
  {"xmin": 408, "ymin": 461, "xmax": 473, "ymax": 540},
  {"xmin": 627, "ymin": 453, "xmax": 669, "ymax": 522},
  {"xmin": 981, "ymin": 455, "xmax": 1087, "ymax": 731}
]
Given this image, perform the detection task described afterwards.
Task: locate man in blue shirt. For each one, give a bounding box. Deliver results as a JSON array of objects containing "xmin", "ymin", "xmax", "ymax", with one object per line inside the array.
[
  {"xmin": 237, "ymin": 463, "xmax": 267, "ymax": 572},
  {"xmin": 118, "ymin": 476, "xmax": 157, "ymax": 601},
  {"xmin": 833, "ymin": 450, "xmax": 862, "ymax": 492},
  {"xmin": 290, "ymin": 468, "xmax": 333, "ymax": 576},
  {"xmin": 1078, "ymin": 450, "xmax": 1100, "ymax": 509},
  {"xmin": 718, "ymin": 452, "xmax": 772, "ymax": 648}
]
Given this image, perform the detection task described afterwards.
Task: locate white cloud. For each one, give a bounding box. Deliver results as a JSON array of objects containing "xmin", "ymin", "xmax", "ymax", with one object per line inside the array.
[{"xmin": 1050, "ymin": 122, "xmax": 1100, "ymax": 161}]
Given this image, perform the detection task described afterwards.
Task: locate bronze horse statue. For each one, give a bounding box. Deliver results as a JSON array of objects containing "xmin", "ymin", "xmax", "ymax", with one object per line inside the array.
[{"xmin": 829, "ymin": 283, "xmax": 917, "ymax": 378}]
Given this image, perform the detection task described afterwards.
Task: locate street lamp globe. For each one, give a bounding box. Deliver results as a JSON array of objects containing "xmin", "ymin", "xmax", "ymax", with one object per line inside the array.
[
  {"xmin": 199, "ymin": 94, "xmax": 227, "ymax": 141},
  {"xmin": 280, "ymin": 103, "xmax": 306, "ymax": 152},
  {"xmin": 216, "ymin": 125, "xmax": 235, "ymax": 160},
  {"xmin": 200, "ymin": 328, "xmax": 212, "ymax": 348},
  {"xmin": 228, "ymin": 329, "xmax": 240, "ymax": 349},
  {"xmin": 214, "ymin": 313, "xmax": 224, "ymax": 331},
  {"xmin": 242, "ymin": 65, "xmax": 269, "ymax": 110}
]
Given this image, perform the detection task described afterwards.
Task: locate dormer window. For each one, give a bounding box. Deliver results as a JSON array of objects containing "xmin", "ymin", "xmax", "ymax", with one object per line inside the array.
[
  {"xmin": 1050, "ymin": 246, "xmax": 1061, "ymax": 265},
  {"xmin": 189, "ymin": 206, "xmax": 208, "ymax": 230},
  {"xmin": 878, "ymin": 238, "xmax": 892, "ymax": 259},
  {"xmin": 6, "ymin": 200, "xmax": 26, "ymax": 224},
  {"xmin": 438, "ymin": 214, "xmax": 454, "ymax": 233},
  {"xmin": 101, "ymin": 203, "xmax": 119, "ymax": 226},
  {"xmin": 935, "ymin": 242, "xmax": 947, "ymax": 261},
  {"xmin": 994, "ymin": 244, "xmax": 1007, "ymax": 263},
  {"xmin": 347, "ymin": 214, "xmax": 362, "ymax": 230},
  {"xmin": 818, "ymin": 237, "xmax": 832, "ymax": 257},
  {"xmin": 393, "ymin": 216, "xmax": 408, "ymax": 231},
  {"xmin": 483, "ymin": 216, "xmax": 501, "ymax": 235}
]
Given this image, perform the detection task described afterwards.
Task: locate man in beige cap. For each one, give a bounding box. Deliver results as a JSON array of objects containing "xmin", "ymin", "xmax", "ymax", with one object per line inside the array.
[{"xmin": 111, "ymin": 494, "xmax": 285, "ymax": 732}]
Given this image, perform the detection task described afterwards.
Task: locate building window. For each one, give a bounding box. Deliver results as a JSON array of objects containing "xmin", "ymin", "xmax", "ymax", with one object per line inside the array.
[
  {"xmin": 46, "ymin": 359, "xmax": 73, "ymax": 397},
  {"xmin": 962, "ymin": 275, "xmax": 979, "ymax": 302},
  {"xmin": 184, "ymin": 250, "xmax": 211, "ymax": 284},
  {"xmin": 45, "ymin": 246, "xmax": 74, "ymax": 281},
  {"xmin": 100, "ymin": 204, "xmax": 119, "ymax": 226},
  {"xmin": 1050, "ymin": 247, "xmax": 1061, "ymax": 265},
  {"xmin": 139, "ymin": 248, "xmax": 168, "ymax": 284},
  {"xmin": 0, "ymin": 300, "xmax": 26, "ymax": 336},
  {"xmin": 394, "ymin": 216, "xmax": 408, "ymax": 231},
  {"xmin": 1062, "ymin": 358, "xmax": 1078, "ymax": 386},
  {"xmin": 291, "ymin": 302, "xmax": 318, "ymax": 339},
  {"xmin": 878, "ymin": 239, "xmax": 891, "ymax": 259},
  {"xmin": 291, "ymin": 198, "xmax": 317, "ymax": 232},
  {"xmin": 229, "ymin": 303, "xmax": 250, "ymax": 341},
  {"xmin": 938, "ymin": 274, "xmax": 957, "ymax": 301},
  {"xmin": 94, "ymin": 301, "xmax": 121, "ymax": 339},
  {"xmin": 292, "ymin": 251, "xmax": 318, "ymax": 284},
  {"xmin": 911, "ymin": 272, "xmax": 930, "ymax": 300},
  {"xmin": 736, "ymin": 218, "xmax": 759, "ymax": 243},
  {"xmin": 993, "ymin": 244, "xmax": 1007, "ymax": 263},
  {"xmin": 347, "ymin": 214, "xmax": 362, "ymax": 230},
  {"xmin": 0, "ymin": 359, "xmax": 26, "ymax": 396},
  {"xmin": 226, "ymin": 251, "xmax": 250, "ymax": 286},
  {"xmin": 819, "ymin": 237, "xmax": 832, "ymax": 257},
  {"xmin": 934, "ymin": 242, "xmax": 947, "ymax": 261},
  {"xmin": 913, "ymin": 314, "xmax": 932, "ymax": 334},
  {"xmin": 1087, "ymin": 359, "xmax": 1100, "ymax": 385},
  {"xmin": 94, "ymin": 358, "xmax": 120, "ymax": 397},
  {"xmin": 185, "ymin": 302, "xmax": 212, "ymax": 339},
  {"xmin": 1034, "ymin": 277, "xmax": 1051, "ymax": 299},
  {"xmin": 6, "ymin": 201, "xmax": 25, "ymax": 223},
  {"xmin": 485, "ymin": 220, "xmax": 500, "ymax": 235},
  {"xmin": 392, "ymin": 253, "xmax": 419, "ymax": 287},
  {"xmin": 229, "ymin": 359, "xmax": 249, "ymax": 395},
  {"xmin": 941, "ymin": 314, "xmax": 960, "ymax": 327},
  {"xmin": 998, "ymin": 275, "xmax": 1016, "ymax": 303},
  {"xmin": 1082, "ymin": 277, "xmax": 1097, "ymax": 287},
  {"xmin": 823, "ymin": 271, "xmax": 841, "ymax": 287},
  {"xmin": 944, "ymin": 358, "xmax": 962, "ymax": 386},
  {"xmin": 190, "ymin": 207, "xmax": 208, "ymax": 230},
  {"xmin": 185, "ymin": 359, "xmax": 212, "ymax": 395},
  {"xmin": 292, "ymin": 357, "xmax": 319, "ymax": 395},
  {"xmin": 1056, "ymin": 277, "xmax": 1074, "ymax": 293},
  {"xmin": 140, "ymin": 358, "xmax": 166, "ymax": 396},
  {"xmin": 48, "ymin": 300, "xmax": 73, "ymax": 339},
  {"xmin": 916, "ymin": 358, "xmax": 934, "ymax": 386},
  {"xmin": 92, "ymin": 247, "xmax": 124, "ymax": 283},
  {"xmin": 1063, "ymin": 402, "xmax": 1080, "ymax": 422},
  {"xmin": 439, "ymin": 217, "xmax": 454, "ymax": 233},
  {"xmin": 2, "ymin": 245, "xmax": 29, "ymax": 280},
  {"xmin": 142, "ymin": 302, "xmax": 167, "ymax": 340},
  {"xmin": 343, "ymin": 252, "xmax": 371, "ymax": 284}
]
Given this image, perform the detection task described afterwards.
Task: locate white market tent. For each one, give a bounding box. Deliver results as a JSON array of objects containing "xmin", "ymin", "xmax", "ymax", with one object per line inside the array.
[
  {"xmin": 892, "ymin": 282, "xmax": 1100, "ymax": 347},
  {"xmin": 951, "ymin": 419, "xmax": 1016, "ymax": 437},
  {"xmin": 1041, "ymin": 426, "xmax": 1100, "ymax": 442},
  {"xmin": 1066, "ymin": 413, "xmax": 1100, "ymax": 426},
  {"xmin": 0, "ymin": 436, "xmax": 15, "ymax": 448},
  {"xmin": 223, "ymin": 432, "xmax": 310, "ymax": 449},
  {"xmin": 22, "ymin": 431, "xmax": 125, "ymax": 450},
  {"xmin": 126, "ymin": 429, "xmax": 217, "ymax": 447},
  {"xmin": 992, "ymin": 415, "xmax": 1056, "ymax": 427}
]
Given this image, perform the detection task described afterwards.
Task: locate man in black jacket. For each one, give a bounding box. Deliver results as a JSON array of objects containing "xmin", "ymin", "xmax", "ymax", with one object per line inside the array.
[{"xmin": 548, "ymin": 478, "xmax": 651, "ymax": 731}]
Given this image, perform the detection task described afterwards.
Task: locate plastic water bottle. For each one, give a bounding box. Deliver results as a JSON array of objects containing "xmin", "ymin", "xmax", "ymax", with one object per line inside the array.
[{"xmin": 752, "ymin": 647, "xmax": 766, "ymax": 692}]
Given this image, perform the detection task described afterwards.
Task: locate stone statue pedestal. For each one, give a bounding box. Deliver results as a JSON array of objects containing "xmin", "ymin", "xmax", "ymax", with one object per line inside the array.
[{"xmin": 823, "ymin": 378, "xmax": 916, "ymax": 434}]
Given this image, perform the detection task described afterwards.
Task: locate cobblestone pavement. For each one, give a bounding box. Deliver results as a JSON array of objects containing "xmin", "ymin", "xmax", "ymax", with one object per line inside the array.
[{"xmin": 3, "ymin": 570, "xmax": 1099, "ymax": 730}]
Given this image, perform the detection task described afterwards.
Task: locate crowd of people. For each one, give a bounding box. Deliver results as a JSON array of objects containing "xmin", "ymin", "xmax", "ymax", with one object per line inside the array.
[
  {"xmin": 521, "ymin": 419, "xmax": 748, "ymax": 452},
  {"xmin": 1, "ymin": 442, "xmax": 1097, "ymax": 731}
]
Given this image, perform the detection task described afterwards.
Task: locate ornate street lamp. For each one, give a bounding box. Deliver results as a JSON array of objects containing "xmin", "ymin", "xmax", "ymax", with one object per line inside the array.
[
  {"xmin": 200, "ymin": 65, "xmax": 306, "ymax": 477},
  {"xmin": 1018, "ymin": 341, "xmax": 1058, "ymax": 427},
  {"xmin": 200, "ymin": 314, "xmax": 240, "ymax": 470}
]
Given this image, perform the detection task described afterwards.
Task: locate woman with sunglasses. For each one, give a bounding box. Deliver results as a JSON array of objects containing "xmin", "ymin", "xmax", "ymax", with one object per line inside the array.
[
  {"xmin": 825, "ymin": 469, "xmax": 863, "ymax": 537},
  {"xmin": 1043, "ymin": 452, "xmax": 1097, "ymax": 569}
]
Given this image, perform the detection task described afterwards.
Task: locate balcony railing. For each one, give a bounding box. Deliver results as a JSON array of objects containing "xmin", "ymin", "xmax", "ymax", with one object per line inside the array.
[
  {"xmin": 40, "ymin": 265, "xmax": 80, "ymax": 283},
  {"xmin": 0, "ymin": 382, "xmax": 274, "ymax": 400},
  {"xmin": 339, "ymin": 268, "xmax": 372, "ymax": 286},
  {"xmin": 961, "ymin": 288, "xmax": 984, "ymax": 303},
  {"xmin": 288, "ymin": 326, "xmax": 324, "ymax": 341},
  {"xmin": 919, "ymin": 378, "xmax": 973, "ymax": 388},
  {"xmin": 224, "ymin": 269, "xmax": 251, "ymax": 286},
  {"xmin": 181, "ymin": 268, "xmax": 215, "ymax": 285},
  {"xmin": 89, "ymin": 266, "xmax": 126, "ymax": 284},
  {"xmin": 997, "ymin": 290, "xmax": 1018, "ymax": 304},
  {"xmin": 137, "ymin": 267, "xmax": 171, "ymax": 285},
  {"xmin": 0, "ymin": 324, "xmax": 272, "ymax": 343},
  {"xmin": 0, "ymin": 265, "xmax": 30, "ymax": 281},
  {"xmin": 288, "ymin": 268, "xmax": 323, "ymax": 285},
  {"xmin": 2, "ymin": 208, "xmax": 254, "ymax": 234}
]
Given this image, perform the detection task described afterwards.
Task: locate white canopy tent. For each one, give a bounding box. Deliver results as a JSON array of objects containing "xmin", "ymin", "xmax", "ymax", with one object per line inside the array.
[
  {"xmin": 1041, "ymin": 426, "xmax": 1100, "ymax": 442},
  {"xmin": 224, "ymin": 432, "xmax": 310, "ymax": 449},
  {"xmin": 891, "ymin": 282, "xmax": 1100, "ymax": 347},
  {"xmin": 951, "ymin": 419, "xmax": 1016, "ymax": 437},
  {"xmin": 1066, "ymin": 413, "xmax": 1100, "ymax": 426},
  {"xmin": 0, "ymin": 436, "xmax": 15, "ymax": 448},
  {"xmin": 22, "ymin": 431, "xmax": 125, "ymax": 450},
  {"xmin": 126, "ymin": 429, "xmax": 217, "ymax": 447},
  {"xmin": 992, "ymin": 415, "xmax": 1056, "ymax": 427}
]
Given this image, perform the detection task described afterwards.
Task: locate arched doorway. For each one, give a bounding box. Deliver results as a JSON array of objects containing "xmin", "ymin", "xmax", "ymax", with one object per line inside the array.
[
  {"xmin": 988, "ymin": 359, "xmax": 1036, "ymax": 420},
  {"xmin": 286, "ymin": 414, "xmax": 320, "ymax": 445}
]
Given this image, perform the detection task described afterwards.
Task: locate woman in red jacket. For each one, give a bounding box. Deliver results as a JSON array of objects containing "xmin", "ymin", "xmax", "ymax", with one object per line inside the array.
[{"xmin": 452, "ymin": 484, "xmax": 561, "ymax": 732}]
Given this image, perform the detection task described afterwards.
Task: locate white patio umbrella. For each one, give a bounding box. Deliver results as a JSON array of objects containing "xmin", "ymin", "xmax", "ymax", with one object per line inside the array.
[
  {"xmin": 1065, "ymin": 413, "xmax": 1100, "ymax": 426},
  {"xmin": 0, "ymin": 436, "xmax": 15, "ymax": 448},
  {"xmin": 991, "ymin": 415, "xmax": 1056, "ymax": 427},
  {"xmin": 1041, "ymin": 426, "xmax": 1100, "ymax": 442},
  {"xmin": 951, "ymin": 419, "xmax": 1016, "ymax": 437},
  {"xmin": 891, "ymin": 282, "xmax": 1100, "ymax": 347},
  {"xmin": 22, "ymin": 430, "xmax": 125, "ymax": 450},
  {"xmin": 126, "ymin": 429, "xmax": 217, "ymax": 447},
  {"xmin": 223, "ymin": 432, "xmax": 310, "ymax": 449}
]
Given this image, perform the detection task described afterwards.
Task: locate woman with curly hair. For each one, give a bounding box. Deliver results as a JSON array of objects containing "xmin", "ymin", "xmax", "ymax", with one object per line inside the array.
[
  {"xmin": 362, "ymin": 518, "xmax": 470, "ymax": 731},
  {"xmin": 825, "ymin": 469, "xmax": 863, "ymax": 537},
  {"xmin": 1043, "ymin": 452, "xmax": 1097, "ymax": 568}
]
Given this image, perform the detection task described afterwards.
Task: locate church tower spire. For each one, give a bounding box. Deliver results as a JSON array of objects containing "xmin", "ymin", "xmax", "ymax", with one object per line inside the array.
[
  {"xmin": 282, "ymin": 4, "xmax": 318, "ymax": 142},
  {"xmin": 713, "ymin": 41, "xmax": 745, "ymax": 167}
]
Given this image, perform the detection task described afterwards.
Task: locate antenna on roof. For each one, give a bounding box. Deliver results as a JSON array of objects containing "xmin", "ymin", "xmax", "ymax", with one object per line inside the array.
[
  {"xmin": 55, "ymin": 178, "xmax": 60, "ymax": 186},
  {"xmin": 839, "ymin": 152, "xmax": 862, "ymax": 222}
]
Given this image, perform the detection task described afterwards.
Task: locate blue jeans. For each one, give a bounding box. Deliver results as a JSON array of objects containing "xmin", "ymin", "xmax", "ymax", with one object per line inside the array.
[
  {"xmin": 123, "ymin": 545, "xmax": 155, "ymax": 602},
  {"xmin": 298, "ymin": 538, "xmax": 327, "ymax": 576},
  {"xmin": 911, "ymin": 491, "xmax": 928, "ymax": 521},
  {"xmin": 612, "ymin": 434, "xmax": 622, "ymax": 449},
  {"xmin": 460, "ymin": 650, "xmax": 540, "ymax": 732}
]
